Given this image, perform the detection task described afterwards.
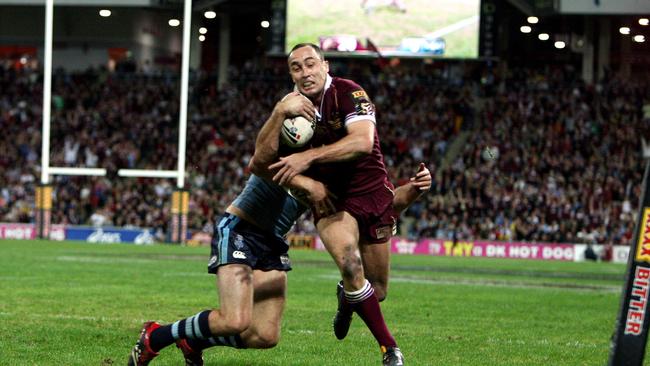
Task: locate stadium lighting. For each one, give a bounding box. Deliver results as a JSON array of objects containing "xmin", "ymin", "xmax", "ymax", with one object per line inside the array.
[
  {"xmin": 640, "ymin": 18, "xmax": 649, "ymax": 26},
  {"xmin": 199, "ymin": 35, "xmax": 206, "ymax": 42},
  {"xmin": 527, "ymin": 16, "xmax": 539, "ymax": 24},
  {"xmin": 619, "ymin": 26, "xmax": 631, "ymax": 35},
  {"xmin": 99, "ymin": 9, "xmax": 111, "ymax": 17},
  {"xmin": 204, "ymin": 10, "xmax": 216, "ymax": 19},
  {"xmin": 261, "ymin": 20, "xmax": 270, "ymax": 28},
  {"xmin": 168, "ymin": 18, "xmax": 180, "ymax": 27},
  {"xmin": 634, "ymin": 35, "xmax": 646, "ymax": 43},
  {"xmin": 520, "ymin": 25, "xmax": 532, "ymax": 33},
  {"xmin": 554, "ymin": 41, "xmax": 566, "ymax": 49},
  {"xmin": 538, "ymin": 33, "xmax": 549, "ymax": 41},
  {"xmin": 199, "ymin": 27, "xmax": 207, "ymax": 34}
]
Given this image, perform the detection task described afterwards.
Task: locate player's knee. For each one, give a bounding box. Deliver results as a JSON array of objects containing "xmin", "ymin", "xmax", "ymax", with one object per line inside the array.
[
  {"xmin": 244, "ymin": 325, "xmax": 280, "ymax": 349},
  {"xmin": 227, "ymin": 314, "xmax": 252, "ymax": 334},
  {"xmin": 213, "ymin": 310, "xmax": 252, "ymax": 335},
  {"xmin": 340, "ymin": 247, "xmax": 363, "ymax": 281},
  {"xmin": 254, "ymin": 330, "xmax": 280, "ymax": 349}
]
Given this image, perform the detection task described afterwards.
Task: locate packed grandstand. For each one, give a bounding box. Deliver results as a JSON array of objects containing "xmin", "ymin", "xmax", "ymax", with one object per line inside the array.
[{"xmin": 1, "ymin": 58, "xmax": 649, "ymax": 245}]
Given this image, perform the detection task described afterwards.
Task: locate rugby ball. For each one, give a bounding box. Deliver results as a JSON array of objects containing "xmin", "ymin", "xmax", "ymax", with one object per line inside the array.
[{"xmin": 281, "ymin": 116, "xmax": 315, "ymax": 148}]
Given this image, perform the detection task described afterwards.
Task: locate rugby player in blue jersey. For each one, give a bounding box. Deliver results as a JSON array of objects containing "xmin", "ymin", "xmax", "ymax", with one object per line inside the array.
[{"xmin": 127, "ymin": 88, "xmax": 430, "ymax": 366}]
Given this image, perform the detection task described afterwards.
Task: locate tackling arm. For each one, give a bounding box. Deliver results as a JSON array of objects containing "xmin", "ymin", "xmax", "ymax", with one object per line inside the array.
[
  {"xmin": 250, "ymin": 107, "xmax": 284, "ymax": 172},
  {"xmin": 249, "ymin": 92, "xmax": 315, "ymax": 175}
]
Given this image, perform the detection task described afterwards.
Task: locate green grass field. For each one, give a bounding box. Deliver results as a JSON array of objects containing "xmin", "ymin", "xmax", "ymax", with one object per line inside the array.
[{"xmin": 0, "ymin": 239, "xmax": 644, "ymax": 365}]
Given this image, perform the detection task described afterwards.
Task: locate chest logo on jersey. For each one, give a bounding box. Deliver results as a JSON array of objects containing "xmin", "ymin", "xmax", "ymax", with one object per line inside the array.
[{"xmin": 314, "ymin": 114, "xmax": 343, "ymax": 134}]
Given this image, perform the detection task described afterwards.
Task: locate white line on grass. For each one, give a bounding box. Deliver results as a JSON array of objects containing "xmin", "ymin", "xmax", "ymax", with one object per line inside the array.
[
  {"xmin": 56, "ymin": 255, "xmax": 155, "ymax": 264},
  {"xmin": 0, "ymin": 311, "xmax": 151, "ymax": 324},
  {"xmin": 162, "ymin": 272, "xmax": 210, "ymax": 277},
  {"xmin": 0, "ymin": 311, "xmax": 602, "ymax": 349},
  {"xmin": 317, "ymin": 274, "xmax": 620, "ymax": 292},
  {"xmin": 286, "ymin": 329, "xmax": 315, "ymax": 335},
  {"xmin": 487, "ymin": 337, "xmax": 599, "ymax": 349}
]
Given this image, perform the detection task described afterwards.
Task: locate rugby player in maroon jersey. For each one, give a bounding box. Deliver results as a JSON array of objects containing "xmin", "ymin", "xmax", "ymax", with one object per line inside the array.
[{"xmin": 262, "ymin": 43, "xmax": 428, "ymax": 366}]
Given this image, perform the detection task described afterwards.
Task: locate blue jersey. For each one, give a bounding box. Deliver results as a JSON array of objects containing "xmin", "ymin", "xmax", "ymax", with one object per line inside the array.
[{"xmin": 232, "ymin": 174, "xmax": 306, "ymax": 237}]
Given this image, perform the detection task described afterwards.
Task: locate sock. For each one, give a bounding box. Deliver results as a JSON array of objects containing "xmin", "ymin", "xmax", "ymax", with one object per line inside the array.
[
  {"xmin": 149, "ymin": 310, "xmax": 212, "ymax": 352},
  {"xmin": 187, "ymin": 334, "xmax": 247, "ymax": 350},
  {"xmin": 345, "ymin": 280, "xmax": 397, "ymax": 348}
]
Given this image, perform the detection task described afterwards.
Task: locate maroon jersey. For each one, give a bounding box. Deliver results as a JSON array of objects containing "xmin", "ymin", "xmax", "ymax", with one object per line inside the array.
[{"xmin": 306, "ymin": 76, "xmax": 389, "ymax": 197}]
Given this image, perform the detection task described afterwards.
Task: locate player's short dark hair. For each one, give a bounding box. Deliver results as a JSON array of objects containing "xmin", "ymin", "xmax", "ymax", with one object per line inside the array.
[{"xmin": 289, "ymin": 43, "xmax": 325, "ymax": 61}]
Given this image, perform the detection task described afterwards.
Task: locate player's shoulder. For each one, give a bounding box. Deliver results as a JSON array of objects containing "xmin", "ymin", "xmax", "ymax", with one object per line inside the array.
[{"xmin": 332, "ymin": 77, "xmax": 366, "ymax": 93}]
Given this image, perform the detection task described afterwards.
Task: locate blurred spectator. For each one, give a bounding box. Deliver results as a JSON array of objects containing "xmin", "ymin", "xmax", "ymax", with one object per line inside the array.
[{"xmin": 0, "ymin": 59, "xmax": 647, "ymax": 246}]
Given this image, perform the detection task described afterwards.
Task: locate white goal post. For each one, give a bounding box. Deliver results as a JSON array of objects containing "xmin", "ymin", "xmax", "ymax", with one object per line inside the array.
[
  {"xmin": 38, "ymin": 0, "xmax": 194, "ymax": 242},
  {"xmin": 40, "ymin": 0, "xmax": 192, "ymax": 188}
]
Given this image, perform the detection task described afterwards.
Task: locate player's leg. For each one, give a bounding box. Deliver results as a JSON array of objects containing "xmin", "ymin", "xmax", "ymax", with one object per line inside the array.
[
  {"xmin": 317, "ymin": 211, "xmax": 365, "ymax": 290},
  {"xmin": 359, "ymin": 239, "xmax": 404, "ymax": 366},
  {"xmin": 359, "ymin": 240, "xmax": 391, "ymax": 301},
  {"xmin": 333, "ymin": 240, "xmax": 391, "ymax": 340},
  {"xmin": 127, "ymin": 263, "xmax": 253, "ymax": 366},
  {"xmin": 333, "ymin": 185, "xmax": 395, "ymax": 338},
  {"xmin": 239, "ymin": 269, "xmax": 287, "ymax": 348},
  {"xmin": 317, "ymin": 211, "xmax": 362, "ymax": 340},
  {"xmin": 176, "ymin": 222, "xmax": 291, "ymax": 360},
  {"xmin": 318, "ymin": 212, "xmax": 398, "ymax": 356},
  {"xmin": 128, "ymin": 213, "xmax": 256, "ymax": 366},
  {"xmin": 176, "ymin": 268, "xmax": 286, "ymax": 362}
]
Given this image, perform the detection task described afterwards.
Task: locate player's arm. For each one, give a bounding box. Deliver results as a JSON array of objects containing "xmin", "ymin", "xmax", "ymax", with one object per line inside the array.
[
  {"xmin": 393, "ymin": 163, "xmax": 432, "ymax": 213},
  {"xmin": 269, "ymin": 120, "xmax": 375, "ymax": 185},
  {"xmin": 249, "ymin": 92, "xmax": 315, "ymax": 174},
  {"xmin": 286, "ymin": 174, "xmax": 337, "ymax": 216}
]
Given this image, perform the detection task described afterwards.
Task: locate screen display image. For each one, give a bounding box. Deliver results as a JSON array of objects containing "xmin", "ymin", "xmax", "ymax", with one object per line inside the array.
[{"xmin": 286, "ymin": 0, "xmax": 480, "ymax": 58}]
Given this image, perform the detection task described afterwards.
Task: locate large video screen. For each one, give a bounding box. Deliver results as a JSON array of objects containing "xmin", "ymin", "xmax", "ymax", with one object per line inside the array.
[{"xmin": 286, "ymin": 0, "xmax": 481, "ymax": 58}]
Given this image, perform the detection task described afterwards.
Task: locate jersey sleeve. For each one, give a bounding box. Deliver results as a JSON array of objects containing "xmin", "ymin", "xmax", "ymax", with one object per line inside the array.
[{"xmin": 339, "ymin": 83, "xmax": 376, "ymax": 126}]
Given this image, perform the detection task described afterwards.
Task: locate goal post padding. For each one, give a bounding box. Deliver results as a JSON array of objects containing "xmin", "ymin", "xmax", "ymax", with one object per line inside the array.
[
  {"xmin": 609, "ymin": 160, "xmax": 650, "ymax": 366},
  {"xmin": 170, "ymin": 189, "xmax": 189, "ymax": 244},
  {"xmin": 35, "ymin": 184, "xmax": 53, "ymax": 239}
]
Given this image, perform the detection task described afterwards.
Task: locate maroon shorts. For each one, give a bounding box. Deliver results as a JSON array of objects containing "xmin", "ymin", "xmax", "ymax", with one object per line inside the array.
[{"xmin": 314, "ymin": 179, "xmax": 397, "ymax": 244}]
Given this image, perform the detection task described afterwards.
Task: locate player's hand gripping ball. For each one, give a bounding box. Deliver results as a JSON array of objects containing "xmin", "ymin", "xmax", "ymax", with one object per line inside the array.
[{"xmin": 281, "ymin": 116, "xmax": 315, "ymax": 148}]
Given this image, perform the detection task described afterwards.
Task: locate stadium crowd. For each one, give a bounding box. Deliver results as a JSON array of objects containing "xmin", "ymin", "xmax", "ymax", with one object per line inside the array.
[{"xmin": 1, "ymin": 58, "xmax": 648, "ymax": 245}]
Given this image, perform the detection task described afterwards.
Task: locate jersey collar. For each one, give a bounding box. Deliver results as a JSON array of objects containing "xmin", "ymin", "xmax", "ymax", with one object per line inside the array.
[{"xmin": 324, "ymin": 74, "xmax": 332, "ymax": 91}]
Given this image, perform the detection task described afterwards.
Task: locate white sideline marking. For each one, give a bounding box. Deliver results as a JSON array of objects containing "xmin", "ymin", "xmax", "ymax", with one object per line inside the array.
[
  {"xmin": 56, "ymin": 255, "xmax": 155, "ymax": 264},
  {"xmin": 487, "ymin": 337, "xmax": 598, "ymax": 349},
  {"xmin": 286, "ymin": 329, "xmax": 315, "ymax": 335},
  {"xmin": 163, "ymin": 272, "xmax": 209, "ymax": 277},
  {"xmin": 49, "ymin": 313, "xmax": 123, "ymax": 322},
  {"xmin": 1, "ymin": 311, "xmax": 601, "ymax": 350},
  {"xmin": 0, "ymin": 311, "xmax": 133, "ymax": 322},
  {"xmin": 317, "ymin": 274, "xmax": 620, "ymax": 292}
]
